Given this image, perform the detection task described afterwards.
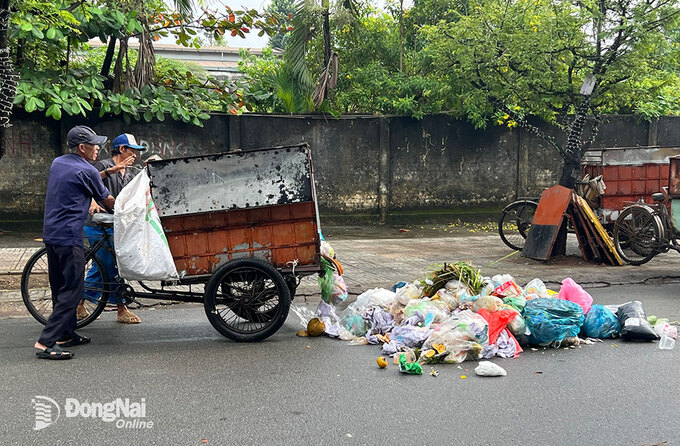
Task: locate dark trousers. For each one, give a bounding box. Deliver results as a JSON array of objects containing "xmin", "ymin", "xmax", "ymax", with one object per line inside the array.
[{"xmin": 38, "ymin": 244, "xmax": 85, "ymax": 347}]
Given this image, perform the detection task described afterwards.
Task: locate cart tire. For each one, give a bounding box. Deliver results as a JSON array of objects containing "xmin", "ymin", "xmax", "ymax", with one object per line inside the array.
[
  {"xmin": 498, "ymin": 200, "xmax": 538, "ymax": 251},
  {"xmin": 204, "ymin": 258, "xmax": 291, "ymax": 342},
  {"xmin": 613, "ymin": 205, "xmax": 664, "ymax": 265},
  {"xmin": 21, "ymin": 247, "xmax": 110, "ymax": 327}
]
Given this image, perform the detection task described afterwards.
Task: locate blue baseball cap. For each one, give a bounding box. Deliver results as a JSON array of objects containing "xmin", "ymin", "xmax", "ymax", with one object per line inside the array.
[{"xmin": 112, "ymin": 133, "xmax": 146, "ymax": 151}]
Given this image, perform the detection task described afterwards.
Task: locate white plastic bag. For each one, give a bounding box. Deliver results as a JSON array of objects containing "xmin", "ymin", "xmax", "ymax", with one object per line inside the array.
[
  {"xmin": 114, "ymin": 170, "xmax": 178, "ymax": 281},
  {"xmin": 474, "ymin": 361, "xmax": 507, "ymax": 377}
]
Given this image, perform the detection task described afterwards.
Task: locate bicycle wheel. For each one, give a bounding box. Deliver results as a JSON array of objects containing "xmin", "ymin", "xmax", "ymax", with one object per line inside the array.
[
  {"xmin": 498, "ymin": 200, "xmax": 538, "ymax": 251},
  {"xmin": 204, "ymin": 258, "xmax": 291, "ymax": 342},
  {"xmin": 613, "ymin": 205, "xmax": 664, "ymax": 265},
  {"xmin": 21, "ymin": 247, "xmax": 110, "ymax": 327}
]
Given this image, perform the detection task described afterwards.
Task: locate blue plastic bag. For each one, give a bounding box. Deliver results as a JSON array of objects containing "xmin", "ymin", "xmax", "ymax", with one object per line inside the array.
[
  {"xmin": 582, "ymin": 304, "xmax": 620, "ymax": 339},
  {"xmin": 524, "ymin": 298, "xmax": 584, "ymax": 345}
]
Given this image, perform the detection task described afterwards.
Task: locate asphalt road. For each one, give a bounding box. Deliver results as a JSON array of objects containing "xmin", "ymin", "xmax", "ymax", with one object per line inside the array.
[{"xmin": 1, "ymin": 283, "xmax": 678, "ymax": 446}]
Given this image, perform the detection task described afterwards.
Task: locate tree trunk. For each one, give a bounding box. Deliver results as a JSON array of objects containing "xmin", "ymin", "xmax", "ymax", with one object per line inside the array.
[
  {"xmin": 100, "ymin": 35, "xmax": 117, "ymax": 78},
  {"xmin": 558, "ymin": 95, "xmax": 593, "ymax": 189},
  {"xmin": 0, "ymin": 0, "xmax": 17, "ymax": 162}
]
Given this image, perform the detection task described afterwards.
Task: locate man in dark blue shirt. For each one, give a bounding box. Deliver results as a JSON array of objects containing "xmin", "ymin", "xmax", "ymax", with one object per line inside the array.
[{"xmin": 35, "ymin": 125, "xmax": 115, "ymax": 360}]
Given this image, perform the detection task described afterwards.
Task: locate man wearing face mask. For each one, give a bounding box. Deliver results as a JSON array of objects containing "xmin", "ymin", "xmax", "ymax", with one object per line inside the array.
[
  {"xmin": 80, "ymin": 133, "xmax": 146, "ymax": 324},
  {"xmin": 35, "ymin": 125, "xmax": 114, "ymax": 360}
]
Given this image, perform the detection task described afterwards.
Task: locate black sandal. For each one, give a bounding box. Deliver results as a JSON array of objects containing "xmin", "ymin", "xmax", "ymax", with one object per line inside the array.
[
  {"xmin": 36, "ymin": 345, "xmax": 74, "ymax": 360},
  {"xmin": 57, "ymin": 333, "xmax": 91, "ymax": 348}
]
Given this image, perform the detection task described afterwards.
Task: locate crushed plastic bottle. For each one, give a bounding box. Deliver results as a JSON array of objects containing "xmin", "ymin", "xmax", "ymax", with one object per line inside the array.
[{"xmin": 659, "ymin": 335, "xmax": 675, "ymax": 350}]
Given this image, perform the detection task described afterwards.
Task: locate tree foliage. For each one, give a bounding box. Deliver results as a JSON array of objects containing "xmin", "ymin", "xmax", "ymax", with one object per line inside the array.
[{"xmin": 8, "ymin": 0, "xmax": 285, "ymax": 127}]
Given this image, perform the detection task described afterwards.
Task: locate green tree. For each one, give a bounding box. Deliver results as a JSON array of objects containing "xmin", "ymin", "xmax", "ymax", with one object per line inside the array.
[
  {"xmin": 266, "ymin": 0, "xmax": 295, "ymax": 49},
  {"xmin": 1, "ymin": 0, "xmax": 284, "ymax": 161},
  {"xmin": 423, "ymin": 0, "xmax": 680, "ymax": 187}
]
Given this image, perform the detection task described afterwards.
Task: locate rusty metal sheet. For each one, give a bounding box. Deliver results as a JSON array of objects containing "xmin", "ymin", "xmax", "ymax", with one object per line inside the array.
[
  {"xmin": 522, "ymin": 185, "xmax": 572, "ymax": 260},
  {"xmin": 147, "ymin": 144, "xmax": 313, "ymax": 217}
]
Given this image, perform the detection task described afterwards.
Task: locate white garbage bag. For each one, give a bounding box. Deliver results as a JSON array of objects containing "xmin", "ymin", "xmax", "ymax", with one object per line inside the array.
[{"xmin": 114, "ymin": 170, "xmax": 178, "ymax": 281}]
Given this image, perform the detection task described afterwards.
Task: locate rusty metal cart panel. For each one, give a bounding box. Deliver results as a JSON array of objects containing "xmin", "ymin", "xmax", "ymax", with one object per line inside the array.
[{"xmin": 147, "ymin": 144, "xmax": 321, "ymax": 278}]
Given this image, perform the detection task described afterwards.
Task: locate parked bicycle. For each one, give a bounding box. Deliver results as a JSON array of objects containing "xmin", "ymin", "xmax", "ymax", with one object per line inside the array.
[
  {"xmin": 498, "ymin": 198, "xmax": 539, "ymax": 251},
  {"xmin": 613, "ymin": 187, "xmax": 680, "ymax": 265},
  {"xmin": 498, "ymin": 177, "xmax": 606, "ymax": 251}
]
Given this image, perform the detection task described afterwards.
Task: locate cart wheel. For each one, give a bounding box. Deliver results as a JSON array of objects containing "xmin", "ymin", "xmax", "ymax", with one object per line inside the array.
[
  {"xmin": 21, "ymin": 247, "xmax": 110, "ymax": 328},
  {"xmin": 498, "ymin": 200, "xmax": 538, "ymax": 251},
  {"xmin": 204, "ymin": 258, "xmax": 291, "ymax": 342},
  {"xmin": 613, "ymin": 205, "xmax": 664, "ymax": 265}
]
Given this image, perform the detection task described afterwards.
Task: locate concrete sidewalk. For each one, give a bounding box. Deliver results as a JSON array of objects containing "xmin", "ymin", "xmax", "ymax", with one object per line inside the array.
[{"xmin": 3, "ymin": 232, "xmax": 680, "ymax": 311}]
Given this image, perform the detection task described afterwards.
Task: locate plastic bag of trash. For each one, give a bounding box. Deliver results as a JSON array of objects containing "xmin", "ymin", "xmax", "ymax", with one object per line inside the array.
[
  {"xmin": 523, "ymin": 278, "xmax": 551, "ymax": 299},
  {"xmin": 557, "ymin": 277, "xmax": 593, "ymax": 315},
  {"xmin": 477, "ymin": 308, "xmax": 518, "ymax": 344},
  {"xmin": 433, "ymin": 288, "xmax": 460, "ymax": 311},
  {"xmin": 404, "ymin": 299, "xmax": 450, "ymax": 325},
  {"xmin": 339, "ymin": 306, "xmax": 368, "ymax": 337},
  {"xmin": 114, "ymin": 171, "xmax": 178, "ymax": 281},
  {"xmin": 474, "ymin": 361, "xmax": 507, "ymax": 377},
  {"xmin": 331, "ymin": 271, "xmax": 348, "ymax": 303},
  {"xmin": 653, "ymin": 322, "xmax": 678, "ymax": 340},
  {"xmin": 492, "ymin": 275, "xmax": 522, "ymax": 298},
  {"xmin": 318, "ymin": 258, "xmax": 335, "ymax": 304},
  {"xmin": 524, "ymin": 298, "xmax": 585, "ymax": 346},
  {"xmin": 582, "ymin": 304, "xmax": 620, "ymax": 339},
  {"xmin": 382, "ymin": 325, "xmax": 433, "ymax": 355},
  {"xmin": 503, "ymin": 295, "xmax": 527, "ymax": 313},
  {"xmin": 617, "ymin": 301, "xmax": 659, "ymax": 341},
  {"xmin": 421, "ymin": 310, "xmax": 489, "ymax": 364},
  {"xmin": 395, "ymin": 282, "xmax": 422, "ymax": 305},
  {"xmin": 351, "ymin": 288, "xmax": 397, "ymax": 310},
  {"xmin": 472, "ymin": 295, "xmax": 504, "ymax": 313},
  {"xmin": 507, "ymin": 310, "xmax": 527, "ymax": 338}
]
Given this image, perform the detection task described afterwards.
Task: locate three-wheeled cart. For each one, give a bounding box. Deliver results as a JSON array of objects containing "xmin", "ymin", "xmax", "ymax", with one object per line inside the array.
[{"xmin": 22, "ymin": 143, "xmax": 322, "ymax": 342}]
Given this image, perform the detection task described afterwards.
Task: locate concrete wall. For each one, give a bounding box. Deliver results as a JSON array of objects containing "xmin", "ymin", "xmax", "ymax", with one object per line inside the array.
[{"xmin": 1, "ymin": 112, "xmax": 677, "ymax": 220}]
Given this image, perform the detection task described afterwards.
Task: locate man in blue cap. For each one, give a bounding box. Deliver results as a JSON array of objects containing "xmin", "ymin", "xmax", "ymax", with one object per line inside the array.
[
  {"xmin": 35, "ymin": 125, "xmax": 115, "ymax": 359},
  {"xmin": 80, "ymin": 133, "xmax": 146, "ymax": 324}
]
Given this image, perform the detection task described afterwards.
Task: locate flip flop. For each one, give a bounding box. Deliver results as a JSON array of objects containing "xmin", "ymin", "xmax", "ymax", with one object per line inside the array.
[
  {"xmin": 36, "ymin": 345, "xmax": 74, "ymax": 360},
  {"xmin": 117, "ymin": 311, "xmax": 141, "ymax": 324},
  {"xmin": 57, "ymin": 333, "xmax": 91, "ymax": 348}
]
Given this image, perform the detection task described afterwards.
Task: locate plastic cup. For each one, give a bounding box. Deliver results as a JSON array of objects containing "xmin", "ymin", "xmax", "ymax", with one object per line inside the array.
[{"xmin": 659, "ymin": 335, "xmax": 675, "ymax": 350}]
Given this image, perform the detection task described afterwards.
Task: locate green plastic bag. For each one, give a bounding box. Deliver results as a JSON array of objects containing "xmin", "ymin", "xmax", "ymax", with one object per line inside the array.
[
  {"xmin": 318, "ymin": 257, "xmax": 334, "ymax": 304},
  {"xmin": 399, "ymin": 353, "xmax": 423, "ymax": 375}
]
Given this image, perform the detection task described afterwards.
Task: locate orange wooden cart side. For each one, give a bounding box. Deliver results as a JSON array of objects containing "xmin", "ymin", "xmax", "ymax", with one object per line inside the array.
[{"xmin": 161, "ymin": 201, "xmax": 320, "ymax": 277}]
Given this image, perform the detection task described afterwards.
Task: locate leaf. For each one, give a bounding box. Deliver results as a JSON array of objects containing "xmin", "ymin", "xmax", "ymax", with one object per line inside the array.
[
  {"xmin": 46, "ymin": 104, "xmax": 62, "ymax": 120},
  {"xmin": 25, "ymin": 98, "xmax": 36, "ymax": 113},
  {"xmin": 20, "ymin": 22, "xmax": 32, "ymax": 32},
  {"xmin": 144, "ymin": 110, "xmax": 153, "ymax": 122},
  {"xmin": 46, "ymin": 28, "xmax": 56, "ymax": 39},
  {"xmin": 156, "ymin": 111, "xmax": 165, "ymax": 121},
  {"xmin": 31, "ymin": 27, "xmax": 44, "ymax": 39}
]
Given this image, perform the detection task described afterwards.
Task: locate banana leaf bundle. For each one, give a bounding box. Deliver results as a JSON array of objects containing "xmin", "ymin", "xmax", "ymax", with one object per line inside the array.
[{"xmin": 421, "ymin": 261, "xmax": 486, "ymax": 297}]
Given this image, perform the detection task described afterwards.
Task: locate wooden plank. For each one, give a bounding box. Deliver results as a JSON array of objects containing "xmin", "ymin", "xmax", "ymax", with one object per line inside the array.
[
  {"xmin": 522, "ymin": 185, "xmax": 573, "ymax": 260},
  {"xmin": 575, "ymin": 195, "xmax": 624, "ymax": 265},
  {"xmin": 567, "ymin": 203, "xmax": 591, "ymax": 261},
  {"xmin": 573, "ymin": 200, "xmax": 604, "ymax": 263}
]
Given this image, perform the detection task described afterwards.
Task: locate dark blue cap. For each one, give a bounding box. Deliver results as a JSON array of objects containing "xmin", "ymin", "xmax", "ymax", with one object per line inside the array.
[{"xmin": 67, "ymin": 125, "xmax": 108, "ymax": 148}]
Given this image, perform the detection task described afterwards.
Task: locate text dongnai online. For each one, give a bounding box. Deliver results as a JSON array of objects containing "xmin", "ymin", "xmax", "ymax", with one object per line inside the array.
[{"xmin": 65, "ymin": 398, "xmax": 153, "ymax": 429}]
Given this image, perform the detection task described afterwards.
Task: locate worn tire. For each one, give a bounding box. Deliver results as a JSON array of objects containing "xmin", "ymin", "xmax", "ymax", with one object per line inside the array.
[{"xmin": 204, "ymin": 258, "xmax": 291, "ymax": 342}]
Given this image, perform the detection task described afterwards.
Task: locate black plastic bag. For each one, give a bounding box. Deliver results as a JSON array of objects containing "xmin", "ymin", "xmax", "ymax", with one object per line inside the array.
[{"xmin": 617, "ymin": 301, "xmax": 659, "ymax": 341}]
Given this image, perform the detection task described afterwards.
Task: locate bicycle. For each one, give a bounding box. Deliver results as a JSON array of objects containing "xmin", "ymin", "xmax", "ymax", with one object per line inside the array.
[
  {"xmin": 498, "ymin": 177, "xmax": 606, "ymax": 251},
  {"xmin": 498, "ymin": 198, "xmax": 538, "ymax": 251},
  {"xmin": 21, "ymin": 213, "xmax": 120, "ymax": 328},
  {"xmin": 613, "ymin": 187, "xmax": 680, "ymax": 265}
]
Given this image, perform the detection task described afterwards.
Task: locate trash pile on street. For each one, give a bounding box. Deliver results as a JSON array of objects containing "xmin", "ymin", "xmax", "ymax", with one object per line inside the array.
[{"xmin": 294, "ymin": 242, "xmax": 677, "ymax": 376}]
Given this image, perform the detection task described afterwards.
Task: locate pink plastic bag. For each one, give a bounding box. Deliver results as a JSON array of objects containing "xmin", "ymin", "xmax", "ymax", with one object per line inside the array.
[{"xmin": 557, "ymin": 277, "xmax": 593, "ymax": 314}]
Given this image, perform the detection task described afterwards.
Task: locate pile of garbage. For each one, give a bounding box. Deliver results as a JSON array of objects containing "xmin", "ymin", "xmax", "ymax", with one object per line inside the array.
[{"xmin": 295, "ymin": 245, "xmax": 677, "ymax": 376}]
